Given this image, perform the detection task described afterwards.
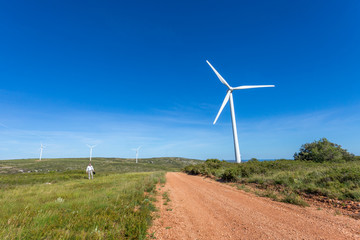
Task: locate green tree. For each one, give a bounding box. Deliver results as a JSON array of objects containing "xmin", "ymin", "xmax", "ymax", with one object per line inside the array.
[{"xmin": 294, "ymin": 138, "xmax": 355, "ymax": 162}]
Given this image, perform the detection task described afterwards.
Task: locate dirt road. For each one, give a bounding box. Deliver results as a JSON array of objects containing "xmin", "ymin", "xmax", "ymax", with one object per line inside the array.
[{"xmin": 149, "ymin": 172, "xmax": 360, "ymax": 240}]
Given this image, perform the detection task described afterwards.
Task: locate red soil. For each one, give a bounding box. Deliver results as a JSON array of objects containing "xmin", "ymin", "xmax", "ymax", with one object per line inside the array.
[{"xmin": 149, "ymin": 172, "xmax": 360, "ymax": 240}]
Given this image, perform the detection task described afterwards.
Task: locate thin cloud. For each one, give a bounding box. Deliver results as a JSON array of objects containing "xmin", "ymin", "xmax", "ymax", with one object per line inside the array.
[{"xmin": 1, "ymin": 103, "xmax": 359, "ymax": 160}]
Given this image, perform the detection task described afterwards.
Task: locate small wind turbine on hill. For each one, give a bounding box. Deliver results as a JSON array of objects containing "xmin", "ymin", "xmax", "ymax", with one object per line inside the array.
[
  {"xmin": 133, "ymin": 146, "xmax": 141, "ymax": 164},
  {"xmin": 39, "ymin": 143, "xmax": 45, "ymax": 161},
  {"xmin": 206, "ymin": 60, "xmax": 274, "ymax": 163},
  {"xmin": 87, "ymin": 145, "xmax": 96, "ymax": 162}
]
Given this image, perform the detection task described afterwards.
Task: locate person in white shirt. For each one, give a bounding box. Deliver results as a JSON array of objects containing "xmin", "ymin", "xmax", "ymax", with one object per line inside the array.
[{"xmin": 86, "ymin": 163, "xmax": 94, "ymax": 180}]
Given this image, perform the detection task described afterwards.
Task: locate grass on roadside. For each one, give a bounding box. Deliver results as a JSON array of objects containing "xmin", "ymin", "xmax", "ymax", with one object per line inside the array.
[
  {"xmin": 183, "ymin": 159, "xmax": 360, "ymax": 206},
  {"xmin": 162, "ymin": 191, "xmax": 170, "ymax": 206},
  {"xmin": 0, "ymin": 171, "xmax": 164, "ymax": 239}
]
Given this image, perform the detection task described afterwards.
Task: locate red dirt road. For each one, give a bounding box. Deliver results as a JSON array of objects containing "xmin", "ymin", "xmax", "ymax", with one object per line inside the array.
[{"xmin": 149, "ymin": 172, "xmax": 360, "ymax": 240}]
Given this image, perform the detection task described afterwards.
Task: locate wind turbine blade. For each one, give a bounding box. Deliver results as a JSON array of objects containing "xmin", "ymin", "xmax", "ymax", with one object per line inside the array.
[
  {"xmin": 214, "ymin": 90, "xmax": 231, "ymax": 125},
  {"xmin": 233, "ymin": 85, "xmax": 275, "ymax": 90},
  {"xmin": 206, "ymin": 60, "xmax": 231, "ymax": 89}
]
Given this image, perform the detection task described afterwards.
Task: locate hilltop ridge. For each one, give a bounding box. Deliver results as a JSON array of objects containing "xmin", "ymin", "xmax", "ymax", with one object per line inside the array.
[{"xmin": 0, "ymin": 157, "xmax": 202, "ymax": 174}]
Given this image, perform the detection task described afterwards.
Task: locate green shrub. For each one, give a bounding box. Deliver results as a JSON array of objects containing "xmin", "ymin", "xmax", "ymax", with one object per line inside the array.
[
  {"xmin": 221, "ymin": 168, "xmax": 241, "ymax": 182},
  {"xmin": 204, "ymin": 159, "xmax": 224, "ymax": 170},
  {"xmin": 182, "ymin": 158, "xmax": 360, "ymax": 201},
  {"xmin": 294, "ymin": 138, "xmax": 355, "ymax": 162},
  {"xmin": 205, "ymin": 159, "xmax": 222, "ymax": 164}
]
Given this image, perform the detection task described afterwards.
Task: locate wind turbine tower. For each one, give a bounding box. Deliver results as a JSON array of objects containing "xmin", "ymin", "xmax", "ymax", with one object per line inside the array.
[
  {"xmin": 87, "ymin": 145, "xmax": 96, "ymax": 162},
  {"xmin": 207, "ymin": 60, "xmax": 274, "ymax": 163},
  {"xmin": 134, "ymin": 146, "xmax": 141, "ymax": 164},
  {"xmin": 39, "ymin": 143, "xmax": 45, "ymax": 161}
]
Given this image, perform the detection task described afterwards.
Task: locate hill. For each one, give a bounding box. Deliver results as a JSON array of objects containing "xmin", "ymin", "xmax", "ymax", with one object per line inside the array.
[{"xmin": 0, "ymin": 157, "xmax": 202, "ymax": 174}]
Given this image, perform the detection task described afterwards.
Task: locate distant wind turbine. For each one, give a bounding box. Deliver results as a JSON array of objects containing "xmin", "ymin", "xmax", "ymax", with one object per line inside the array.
[
  {"xmin": 206, "ymin": 60, "xmax": 275, "ymax": 163},
  {"xmin": 39, "ymin": 143, "xmax": 45, "ymax": 161},
  {"xmin": 87, "ymin": 145, "xmax": 96, "ymax": 162},
  {"xmin": 133, "ymin": 146, "xmax": 141, "ymax": 164}
]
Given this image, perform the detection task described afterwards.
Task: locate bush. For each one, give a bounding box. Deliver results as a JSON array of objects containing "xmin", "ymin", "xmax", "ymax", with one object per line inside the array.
[
  {"xmin": 205, "ymin": 159, "xmax": 222, "ymax": 163},
  {"xmin": 182, "ymin": 158, "xmax": 360, "ymax": 201},
  {"xmin": 221, "ymin": 168, "xmax": 241, "ymax": 182},
  {"xmin": 204, "ymin": 159, "xmax": 223, "ymax": 169},
  {"xmin": 294, "ymin": 138, "xmax": 355, "ymax": 162}
]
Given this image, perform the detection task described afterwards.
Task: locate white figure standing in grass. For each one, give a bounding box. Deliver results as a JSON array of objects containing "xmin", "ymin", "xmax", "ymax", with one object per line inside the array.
[{"xmin": 86, "ymin": 163, "xmax": 95, "ymax": 180}]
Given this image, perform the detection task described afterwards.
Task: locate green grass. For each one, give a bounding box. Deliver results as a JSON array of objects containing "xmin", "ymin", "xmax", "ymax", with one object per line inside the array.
[
  {"xmin": 0, "ymin": 157, "xmax": 201, "ymax": 174},
  {"xmin": 280, "ymin": 192, "xmax": 309, "ymax": 207},
  {"xmin": 162, "ymin": 191, "xmax": 170, "ymax": 206},
  {"xmin": 255, "ymin": 189, "xmax": 279, "ymax": 201},
  {"xmin": 183, "ymin": 159, "xmax": 360, "ymax": 204},
  {"xmin": 0, "ymin": 171, "xmax": 164, "ymax": 239},
  {"xmin": 0, "ymin": 157, "xmax": 200, "ymax": 239}
]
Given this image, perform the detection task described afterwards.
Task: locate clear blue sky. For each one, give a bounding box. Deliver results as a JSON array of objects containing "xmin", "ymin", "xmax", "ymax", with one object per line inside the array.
[{"xmin": 1, "ymin": 0, "xmax": 360, "ymax": 160}]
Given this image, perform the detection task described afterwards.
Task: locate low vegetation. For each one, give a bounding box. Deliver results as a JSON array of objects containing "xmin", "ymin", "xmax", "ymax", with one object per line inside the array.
[
  {"xmin": 0, "ymin": 157, "xmax": 200, "ymax": 175},
  {"xmin": 0, "ymin": 157, "xmax": 199, "ymax": 239},
  {"xmin": 162, "ymin": 191, "xmax": 171, "ymax": 206},
  {"xmin": 0, "ymin": 171, "xmax": 163, "ymax": 239},
  {"xmin": 183, "ymin": 139, "xmax": 360, "ymax": 206},
  {"xmin": 294, "ymin": 138, "xmax": 356, "ymax": 162},
  {"xmin": 184, "ymin": 159, "xmax": 360, "ymax": 204}
]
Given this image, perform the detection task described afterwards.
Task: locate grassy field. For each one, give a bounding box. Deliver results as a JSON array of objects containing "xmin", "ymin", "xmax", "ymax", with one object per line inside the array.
[
  {"xmin": 183, "ymin": 159, "xmax": 360, "ymax": 206},
  {"xmin": 0, "ymin": 157, "xmax": 200, "ymax": 239},
  {"xmin": 0, "ymin": 157, "xmax": 200, "ymax": 174}
]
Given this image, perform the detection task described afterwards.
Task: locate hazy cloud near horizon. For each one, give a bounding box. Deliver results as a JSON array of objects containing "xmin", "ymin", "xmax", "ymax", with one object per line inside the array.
[{"xmin": 1, "ymin": 102, "xmax": 359, "ymax": 160}]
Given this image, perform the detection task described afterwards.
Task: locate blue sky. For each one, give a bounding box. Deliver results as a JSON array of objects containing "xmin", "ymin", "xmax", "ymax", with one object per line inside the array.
[{"xmin": 1, "ymin": 0, "xmax": 360, "ymax": 160}]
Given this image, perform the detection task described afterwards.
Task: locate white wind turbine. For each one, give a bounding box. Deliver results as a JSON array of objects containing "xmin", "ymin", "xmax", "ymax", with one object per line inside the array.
[
  {"xmin": 87, "ymin": 145, "xmax": 96, "ymax": 162},
  {"xmin": 39, "ymin": 143, "xmax": 45, "ymax": 161},
  {"xmin": 207, "ymin": 60, "xmax": 274, "ymax": 163},
  {"xmin": 133, "ymin": 146, "xmax": 141, "ymax": 164}
]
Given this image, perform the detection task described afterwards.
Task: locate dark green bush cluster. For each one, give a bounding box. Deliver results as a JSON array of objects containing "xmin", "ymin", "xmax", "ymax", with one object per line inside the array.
[{"xmin": 294, "ymin": 138, "xmax": 355, "ymax": 162}]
